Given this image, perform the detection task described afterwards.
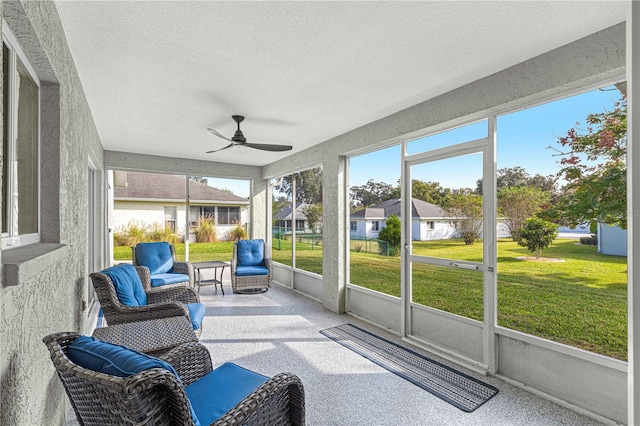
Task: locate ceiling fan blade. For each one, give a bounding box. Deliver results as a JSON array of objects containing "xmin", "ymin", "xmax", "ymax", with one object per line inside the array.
[
  {"xmin": 207, "ymin": 127, "xmax": 233, "ymax": 142},
  {"xmin": 206, "ymin": 142, "xmax": 235, "ymax": 153},
  {"xmin": 244, "ymin": 142, "xmax": 293, "ymax": 152}
]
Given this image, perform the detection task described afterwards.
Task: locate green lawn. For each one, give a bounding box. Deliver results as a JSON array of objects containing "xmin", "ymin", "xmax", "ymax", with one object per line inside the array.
[{"xmin": 114, "ymin": 237, "xmax": 628, "ymax": 360}]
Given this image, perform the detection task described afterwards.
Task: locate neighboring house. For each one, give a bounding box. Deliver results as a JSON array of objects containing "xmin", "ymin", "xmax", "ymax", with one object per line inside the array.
[
  {"xmin": 350, "ymin": 198, "xmax": 457, "ymax": 241},
  {"xmin": 113, "ymin": 171, "xmax": 249, "ymax": 241},
  {"xmin": 273, "ymin": 203, "xmax": 314, "ymax": 233},
  {"xmin": 598, "ymin": 223, "xmax": 628, "ymax": 256},
  {"xmin": 351, "ymin": 198, "xmax": 511, "ymax": 241}
]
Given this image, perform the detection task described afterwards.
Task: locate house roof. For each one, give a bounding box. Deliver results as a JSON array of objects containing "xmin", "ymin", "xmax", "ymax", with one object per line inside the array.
[
  {"xmin": 114, "ymin": 171, "xmax": 249, "ymax": 204},
  {"xmin": 351, "ymin": 198, "xmax": 449, "ymax": 220},
  {"xmin": 274, "ymin": 203, "xmax": 309, "ymax": 221}
]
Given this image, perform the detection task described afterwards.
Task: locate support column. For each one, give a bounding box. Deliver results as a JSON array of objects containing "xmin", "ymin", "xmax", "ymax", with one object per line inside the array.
[
  {"xmin": 322, "ymin": 154, "xmax": 347, "ymax": 313},
  {"xmin": 629, "ymin": 3, "xmax": 639, "ymax": 425},
  {"xmin": 250, "ymin": 178, "xmax": 268, "ymax": 240}
]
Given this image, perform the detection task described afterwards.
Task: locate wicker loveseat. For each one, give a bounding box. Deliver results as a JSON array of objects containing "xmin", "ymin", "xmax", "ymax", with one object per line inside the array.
[
  {"xmin": 43, "ymin": 332, "xmax": 306, "ymax": 425},
  {"xmin": 231, "ymin": 239, "xmax": 272, "ymax": 293},
  {"xmin": 90, "ymin": 264, "xmax": 205, "ymax": 336}
]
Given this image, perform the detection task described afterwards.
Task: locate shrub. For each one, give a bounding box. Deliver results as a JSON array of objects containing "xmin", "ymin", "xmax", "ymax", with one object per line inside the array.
[
  {"xmin": 516, "ymin": 217, "xmax": 558, "ymax": 258},
  {"xmin": 378, "ymin": 215, "xmax": 401, "ymax": 256},
  {"xmin": 580, "ymin": 235, "xmax": 598, "ymax": 246},
  {"xmin": 228, "ymin": 223, "xmax": 248, "ymax": 241},
  {"xmin": 194, "ymin": 216, "xmax": 217, "ymax": 243},
  {"xmin": 123, "ymin": 220, "xmax": 147, "ymax": 246},
  {"xmin": 354, "ymin": 243, "xmax": 363, "ymax": 252}
]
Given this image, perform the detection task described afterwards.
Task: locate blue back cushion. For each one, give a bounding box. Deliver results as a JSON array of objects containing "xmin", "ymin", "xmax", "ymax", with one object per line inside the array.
[
  {"xmin": 67, "ymin": 336, "xmax": 201, "ymax": 426},
  {"xmin": 102, "ymin": 264, "xmax": 147, "ymax": 306},
  {"xmin": 236, "ymin": 240, "xmax": 265, "ymax": 267},
  {"xmin": 136, "ymin": 242, "xmax": 174, "ymax": 275}
]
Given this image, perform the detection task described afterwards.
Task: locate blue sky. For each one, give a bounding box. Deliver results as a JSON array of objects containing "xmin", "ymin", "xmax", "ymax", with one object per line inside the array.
[
  {"xmin": 205, "ymin": 85, "xmax": 623, "ymax": 198},
  {"xmin": 349, "ymin": 85, "xmax": 623, "ymax": 190}
]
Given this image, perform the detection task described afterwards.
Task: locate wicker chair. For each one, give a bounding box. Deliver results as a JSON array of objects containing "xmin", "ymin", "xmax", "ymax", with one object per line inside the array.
[
  {"xmin": 231, "ymin": 239, "xmax": 272, "ymax": 293},
  {"xmin": 132, "ymin": 242, "xmax": 194, "ymax": 292},
  {"xmin": 43, "ymin": 332, "xmax": 306, "ymax": 425},
  {"xmin": 90, "ymin": 265, "xmax": 204, "ymax": 337}
]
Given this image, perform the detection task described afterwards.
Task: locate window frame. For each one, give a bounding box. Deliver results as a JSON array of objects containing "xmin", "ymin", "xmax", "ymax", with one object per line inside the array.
[{"xmin": 1, "ymin": 21, "xmax": 41, "ymax": 250}]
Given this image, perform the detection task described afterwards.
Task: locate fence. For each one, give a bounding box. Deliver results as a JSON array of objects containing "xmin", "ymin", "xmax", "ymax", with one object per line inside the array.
[{"xmin": 271, "ymin": 227, "xmax": 390, "ymax": 256}]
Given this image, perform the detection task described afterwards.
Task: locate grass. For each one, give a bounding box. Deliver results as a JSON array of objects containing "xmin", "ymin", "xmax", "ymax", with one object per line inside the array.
[{"xmin": 114, "ymin": 237, "xmax": 628, "ymax": 360}]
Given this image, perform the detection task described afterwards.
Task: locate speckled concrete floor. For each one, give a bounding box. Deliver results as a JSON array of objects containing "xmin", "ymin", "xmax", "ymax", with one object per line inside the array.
[{"xmin": 67, "ymin": 280, "xmax": 607, "ymax": 426}]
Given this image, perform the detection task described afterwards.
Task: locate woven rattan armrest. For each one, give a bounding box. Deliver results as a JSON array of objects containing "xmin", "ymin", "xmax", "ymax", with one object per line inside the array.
[{"xmin": 161, "ymin": 342, "xmax": 213, "ymax": 386}]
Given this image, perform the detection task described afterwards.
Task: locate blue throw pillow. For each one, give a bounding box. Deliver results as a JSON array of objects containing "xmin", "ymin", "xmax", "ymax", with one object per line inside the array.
[
  {"xmin": 102, "ymin": 264, "xmax": 147, "ymax": 306},
  {"xmin": 237, "ymin": 240, "xmax": 265, "ymax": 267},
  {"xmin": 136, "ymin": 242, "xmax": 174, "ymax": 275},
  {"xmin": 67, "ymin": 336, "xmax": 200, "ymax": 426}
]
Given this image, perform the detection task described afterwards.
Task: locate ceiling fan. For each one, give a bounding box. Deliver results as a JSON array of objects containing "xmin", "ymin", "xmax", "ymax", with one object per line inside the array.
[{"xmin": 206, "ymin": 115, "xmax": 293, "ymax": 153}]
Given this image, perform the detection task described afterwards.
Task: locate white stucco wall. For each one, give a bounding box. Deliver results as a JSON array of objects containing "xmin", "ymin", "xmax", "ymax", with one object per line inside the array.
[{"xmin": 1, "ymin": 2, "xmax": 106, "ymax": 425}]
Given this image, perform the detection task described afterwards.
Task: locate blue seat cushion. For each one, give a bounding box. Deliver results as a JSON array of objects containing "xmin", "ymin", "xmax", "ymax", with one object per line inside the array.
[
  {"xmin": 136, "ymin": 242, "xmax": 174, "ymax": 275},
  {"xmin": 150, "ymin": 273, "xmax": 190, "ymax": 287},
  {"xmin": 236, "ymin": 240, "xmax": 265, "ymax": 267},
  {"xmin": 186, "ymin": 362, "xmax": 268, "ymax": 425},
  {"xmin": 67, "ymin": 335, "xmax": 201, "ymax": 425},
  {"xmin": 102, "ymin": 264, "xmax": 147, "ymax": 306},
  {"xmin": 235, "ymin": 265, "xmax": 269, "ymax": 277},
  {"xmin": 186, "ymin": 303, "xmax": 206, "ymax": 330}
]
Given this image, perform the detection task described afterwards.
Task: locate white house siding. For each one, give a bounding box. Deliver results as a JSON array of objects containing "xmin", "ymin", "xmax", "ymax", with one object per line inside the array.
[
  {"xmin": 598, "ymin": 223, "xmax": 627, "ymax": 256},
  {"xmin": 114, "ymin": 201, "xmax": 248, "ymax": 241}
]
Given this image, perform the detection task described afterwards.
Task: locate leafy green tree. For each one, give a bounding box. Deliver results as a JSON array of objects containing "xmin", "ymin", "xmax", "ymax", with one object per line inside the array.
[
  {"xmin": 378, "ymin": 215, "xmax": 401, "ymax": 256},
  {"xmin": 302, "ymin": 203, "xmax": 323, "ymax": 233},
  {"xmin": 447, "ymin": 193, "xmax": 482, "ymax": 245},
  {"xmin": 476, "ymin": 166, "xmax": 558, "ymax": 200},
  {"xmin": 350, "ymin": 180, "xmax": 397, "ymax": 209},
  {"xmin": 498, "ymin": 186, "xmax": 550, "ymax": 241},
  {"xmin": 411, "ymin": 180, "xmax": 451, "ymax": 206},
  {"xmin": 516, "ymin": 217, "xmax": 558, "ymax": 258},
  {"xmin": 276, "ymin": 168, "xmax": 323, "ymax": 204},
  {"xmin": 548, "ymin": 95, "xmax": 627, "ymax": 229}
]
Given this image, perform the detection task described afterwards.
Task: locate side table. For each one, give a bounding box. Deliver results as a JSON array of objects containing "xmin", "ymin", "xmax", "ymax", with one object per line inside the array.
[
  {"xmin": 192, "ymin": 260, "xmax": 229, "ymax": 294},
  {"xmin": 92, "ymin": 316, "xmax": 198, "ymax": 356}
]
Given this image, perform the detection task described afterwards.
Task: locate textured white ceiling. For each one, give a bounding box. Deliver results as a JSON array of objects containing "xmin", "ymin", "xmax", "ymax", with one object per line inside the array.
[{"xmin": 54, "ymin": 1, "xmax": 627, "ymax": 167}]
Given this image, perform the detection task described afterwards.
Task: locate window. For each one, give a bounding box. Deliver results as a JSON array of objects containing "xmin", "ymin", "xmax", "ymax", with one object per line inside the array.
[
  {"xmin": 164, "ymin": 207, "xmax": 177, "ymax": 232},
  {"xmin": 217, "ymin": 206, "xmax": 239, "ymax": 225},
  {"xmin": 350, "ymin": 221, "xmax": 357, "ymax": 231},
  {"xmin": 190, "ymin": 206, "xmax": 215, "ymax": 225},
  {"xmin": 2, "ymin": 24, "xmax": 40, "ymax": 249},
  {"xmin": 426, "ymin": 221, "xmax": 435, "ymax": 230},
  {"xmin": 371, "ymin": 221, "xmax": 380, "ymax": 231}
]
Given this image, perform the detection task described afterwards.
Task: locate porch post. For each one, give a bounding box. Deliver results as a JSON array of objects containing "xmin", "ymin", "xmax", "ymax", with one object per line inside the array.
[
  {"xmin": 629, "ymin": 2, "xmax": 639, "ymax": 425},
  {"xmin": 250, "ymin": 178, "xmax": 268, "ymax": 240},
  {"xmin": 322, "ymin": 154, "xmax": 347, "ymax": 313}
]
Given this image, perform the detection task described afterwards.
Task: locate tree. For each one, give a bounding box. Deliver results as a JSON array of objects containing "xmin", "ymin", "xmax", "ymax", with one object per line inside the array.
[
  {"xmin": 411, "ymin": 180, "xmax": 450, "ymax": 206},
  {"xmin": 302, "ymin": 203, "xmax": 323, "ymax": 233},
  {"xmin": 378, "ymin": 215, "xmax": 401, "ymax": 256},
  {"xmin": 549, "ymin": 95, "xmax": 627, "ymax": 229},
  {"xmin": 350, "ymin": 179, "xmax": 397, "ymax": 209},
  {"xmin": 516, "ymin": 217, "xmax": 558, "ymax": 258},
  {"xmin": 447, "ymin": 193, "xmax": 483, "ymax": 245},
  {"xmin": 498, "ymin": 186, "xmax": 550, "ymax": 241},
  {"xmin": 276, "ymin": 168, "xmax": 323, "ymax": 205},
  {"xmin": 476, "ymin": 166, "xmax": 558, "ymax": 200},
  {"xmin": 189, "ymin": 176, "xmax": 208, "ymax": 185}
]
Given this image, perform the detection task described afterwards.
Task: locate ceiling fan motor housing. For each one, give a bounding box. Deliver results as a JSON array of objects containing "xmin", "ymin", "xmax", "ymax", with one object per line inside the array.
[{"xmin": 232, "ymin": 115, "xmax": 246, "ymax": 142}]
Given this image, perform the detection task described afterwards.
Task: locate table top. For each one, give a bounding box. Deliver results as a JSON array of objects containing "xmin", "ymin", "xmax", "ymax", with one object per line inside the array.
[
  {"xmin": 192, "ymin": 260, "xmax": 229, "ymax": 269},
  {"xmin": 92, "ymin": 316, "xmax": 197, "ymax": 355}
]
